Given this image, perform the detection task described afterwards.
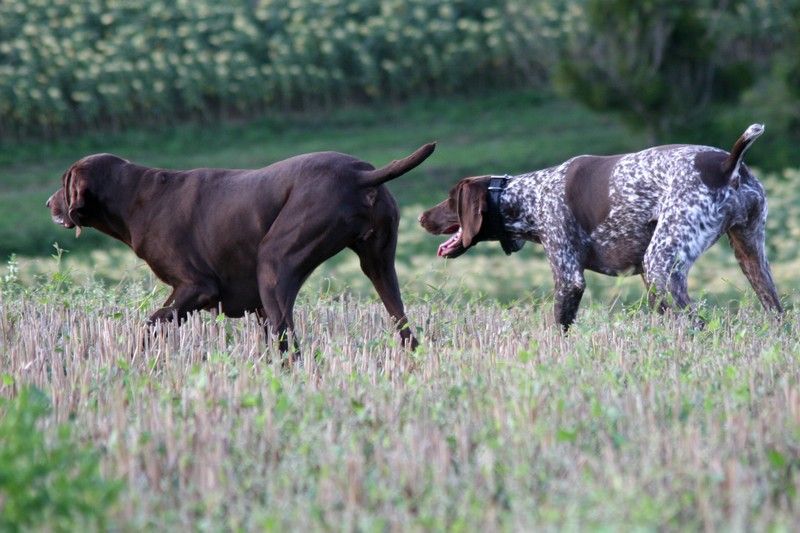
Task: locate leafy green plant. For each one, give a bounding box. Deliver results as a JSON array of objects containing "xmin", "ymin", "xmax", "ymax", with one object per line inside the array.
[
  {"xmin": 0, "ymin": 0, "xmax": 545, "ymax": 138},
  {"xmin": 0, "ymin": 386, "xmax": 120, "ymax": 532},
  {"xmin": 554, "ymin": 0, "xmax": 756, "ymax": 141}
]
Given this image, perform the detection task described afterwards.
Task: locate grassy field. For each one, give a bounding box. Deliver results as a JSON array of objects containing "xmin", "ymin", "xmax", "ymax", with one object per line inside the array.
[
  {"xmin": 1, "ymin": 90, "xmax": 641, "ymax": 258},
  {"xmin": 1, "ymin": 274, "xmax": 799, "ymax": 529},
  {"xmin": 2, "ymin": 91, "xmax": 800, "ymax": 529},
  {"xmin": 4, "ymin": 90, "xmax": 800, "ymax": 304}
]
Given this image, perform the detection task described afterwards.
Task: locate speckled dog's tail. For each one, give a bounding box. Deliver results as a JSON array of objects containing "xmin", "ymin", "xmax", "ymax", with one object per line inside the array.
[{"xmin": 723, "ymin": 123, "xmax": 764, "ymax": 189}]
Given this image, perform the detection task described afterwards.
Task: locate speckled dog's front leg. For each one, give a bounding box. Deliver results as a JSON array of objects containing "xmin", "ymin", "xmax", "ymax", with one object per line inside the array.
[
  {"xmin": 545, "ymin": 243, "xmax": 586, "ymax": 331},
  {"xmin": 554, "ymin": 272, "xmax": 586, "ymax": 331}
]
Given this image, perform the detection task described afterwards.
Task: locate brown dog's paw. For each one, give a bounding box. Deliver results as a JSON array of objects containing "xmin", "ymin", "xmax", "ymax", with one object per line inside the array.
[
  {"xmin": 402, "ymin": 333, "xmax": 419, "ymax": 351},
  {"xmin": 147, "ymin": 307, "xmax": 177, "ymax": 326}
]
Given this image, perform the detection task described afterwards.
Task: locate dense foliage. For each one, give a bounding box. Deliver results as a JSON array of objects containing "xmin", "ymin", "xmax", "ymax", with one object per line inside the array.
[
  {"xmin": 0, "ymin": 0, "xmax": 568, "ymax": 137},
  {"xmin": 0, "ymin": 0, "xmax": 796, "ymax": 141},
  {"xmin": 0, "ymin": 386, "xmax": 119, "ymax": 531},
  {"xmin": 555, "ymin": 0, "xmax": 756, "ymax": 140}
]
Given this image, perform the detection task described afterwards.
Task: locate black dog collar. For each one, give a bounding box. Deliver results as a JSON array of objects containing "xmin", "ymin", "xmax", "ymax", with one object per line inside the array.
[{"xmin": 486, "ymin": 175, "xmax": 524, "ymax": 255}]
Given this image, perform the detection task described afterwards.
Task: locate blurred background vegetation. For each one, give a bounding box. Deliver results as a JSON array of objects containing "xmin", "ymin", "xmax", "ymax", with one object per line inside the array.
[{"xmin": 1, "ymin": 0, "xmax": 799, "ymax": 304}]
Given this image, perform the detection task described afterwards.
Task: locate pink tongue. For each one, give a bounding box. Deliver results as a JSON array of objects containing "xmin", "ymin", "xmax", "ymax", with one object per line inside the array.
[{"xmin": 437, "ymin": 228, "xmax": 463, "ymax": 257}]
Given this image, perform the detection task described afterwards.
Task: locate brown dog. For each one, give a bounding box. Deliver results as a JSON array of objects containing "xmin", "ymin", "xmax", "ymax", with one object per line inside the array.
[{"xmin": 47, "ymin": 143, "xmax": 436, "ymax": 352}]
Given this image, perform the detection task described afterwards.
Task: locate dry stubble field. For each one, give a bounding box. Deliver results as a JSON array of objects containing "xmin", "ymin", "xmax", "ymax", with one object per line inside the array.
[{"xmin": 1, "ymin": 263, "xmax": 799, "ymax": 530}]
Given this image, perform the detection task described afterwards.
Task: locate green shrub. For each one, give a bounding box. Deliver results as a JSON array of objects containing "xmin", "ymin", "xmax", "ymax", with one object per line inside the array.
[
  {"xmin": 1, "ymin": 0, "xmax": 791, "ymax": 146},
  {"xmin": 0, "ymin": 386, "xmax": 120, "ymax": 532},
  {"xmin": 554, "ymin": 0, "xmax": 765, "ymax": 141},
  {"xmin": 0, "ymin": 0, "xmax": 567, "ymax": 138}
]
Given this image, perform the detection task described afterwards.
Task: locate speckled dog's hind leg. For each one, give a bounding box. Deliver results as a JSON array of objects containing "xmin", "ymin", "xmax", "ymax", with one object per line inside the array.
[
  {"xmin": 727, "ymin": 211, "xmax": 783, "ymax": 313},
  {"xmin": 642, "ymin": 206, "xmax": 724, "ymax": 317}
]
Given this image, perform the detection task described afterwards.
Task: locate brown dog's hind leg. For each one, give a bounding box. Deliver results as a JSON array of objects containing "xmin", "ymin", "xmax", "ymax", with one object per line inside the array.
[
  {"xmin": 256, "ymin": 212, "xmax": 349, "ymax": 356},
  {"xmin": 351, "ymin": 229, "xmax": 418, "ymax": 350}
]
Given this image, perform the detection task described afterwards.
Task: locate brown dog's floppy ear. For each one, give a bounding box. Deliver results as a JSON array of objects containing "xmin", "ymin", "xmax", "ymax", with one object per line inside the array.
[
  {"xmin": 64, "ymin": 168, "xmax": 86, "ymax": 236},
  {"xmin": 457, "ymin": 180, "xmax": 487, "ymax": 248}
]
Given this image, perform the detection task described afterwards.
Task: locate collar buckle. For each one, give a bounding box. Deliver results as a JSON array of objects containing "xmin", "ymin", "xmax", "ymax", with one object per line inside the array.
[
  {"xmin": 487, "ymin": 175, "xmax": 511, "ymax": 188},
  {"xmin": 485, "ymin": 175, "xmax": 524, "ymax": 255}
]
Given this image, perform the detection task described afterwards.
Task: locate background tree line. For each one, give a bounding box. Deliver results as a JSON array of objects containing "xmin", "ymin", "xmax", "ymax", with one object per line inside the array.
[{"xmin": 1, "ymin": 0, "xmax": 798, "ymax": 167}]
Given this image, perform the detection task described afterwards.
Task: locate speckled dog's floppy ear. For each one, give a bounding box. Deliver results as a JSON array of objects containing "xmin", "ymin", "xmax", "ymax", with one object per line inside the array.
[{"xmin": 457, "ymin": 180, "xmax": 487, "ymax": 248}]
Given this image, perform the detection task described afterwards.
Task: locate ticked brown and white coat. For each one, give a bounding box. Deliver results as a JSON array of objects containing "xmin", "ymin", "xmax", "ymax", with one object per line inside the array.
[{"xmin": 420, "ymin": 124, "xmax": 782, "ymax": 328}]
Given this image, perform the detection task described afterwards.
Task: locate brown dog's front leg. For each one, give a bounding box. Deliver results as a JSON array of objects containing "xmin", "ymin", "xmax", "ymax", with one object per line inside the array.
[
  {"xmin": 256, "ymin": 307, "xmax": 299, "ymax": 359},
  {"xmin": 256, "ymin": 255, "xmax": 303, "ymax": 358},
  {"xmin": 141, "ymin": 284, "xmax": 217, "ymax": 352}
]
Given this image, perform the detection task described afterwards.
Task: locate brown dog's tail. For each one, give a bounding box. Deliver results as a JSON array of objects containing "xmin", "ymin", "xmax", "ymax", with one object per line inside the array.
[
  {"xmin": 723, "ymin": 123, "xmax": 764, "ymax": 188},
  {"xmin": 358, "ymin": 142, "xmax": 436, "ymax": 187}
]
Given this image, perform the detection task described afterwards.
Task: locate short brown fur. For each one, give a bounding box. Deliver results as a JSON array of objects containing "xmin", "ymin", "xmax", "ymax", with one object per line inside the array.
[
  {"xmin": 564, "ymin": 155, "xmax": 619, "ymax": 234},
  {"xmin": 47, "ymin": 144, "xmax": 436, "ymax": 354}
]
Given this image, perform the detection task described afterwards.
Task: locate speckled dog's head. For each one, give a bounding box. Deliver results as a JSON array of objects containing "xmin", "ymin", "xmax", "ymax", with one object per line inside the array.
[{"xmin": 419, "ymin": 176, "xmax": 494, "ymax": 258}]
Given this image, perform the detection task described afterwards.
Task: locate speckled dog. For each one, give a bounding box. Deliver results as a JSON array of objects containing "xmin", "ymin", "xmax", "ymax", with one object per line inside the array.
[{"xmin": 419, "ymin": 124, "xmax": 782, "ymax": 329}]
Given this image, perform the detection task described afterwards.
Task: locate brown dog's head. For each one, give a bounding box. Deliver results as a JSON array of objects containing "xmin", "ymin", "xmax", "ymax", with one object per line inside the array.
[
  {"xmin": 46, "ymin": 153, "xmax": 128, "ymax": 236},
  {"xmin": 419, "ymin": 176, "xmax": 494, "ymax": 258},
  {"xmin": 46, "ymin": 185, "xmax": 74, "ymax": 230}
]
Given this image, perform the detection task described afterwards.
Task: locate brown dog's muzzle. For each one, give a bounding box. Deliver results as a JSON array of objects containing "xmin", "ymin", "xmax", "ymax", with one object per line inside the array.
[{"xmin": 47, "ymin": 188, "xmax": 75, "ymax": 228}]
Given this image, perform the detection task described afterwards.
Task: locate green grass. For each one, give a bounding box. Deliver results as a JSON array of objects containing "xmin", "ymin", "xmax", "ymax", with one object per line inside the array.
[
  {"xmin": 5, "ymin": 90, "xmax": 800, "ymax": 307},
  {"xmin": 1, "ymin": 90, "xmax": 641, "ymax": 258},
  {"xmin": 1, "ymin": 272, "xmax": 798, "ymax": 530}
]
